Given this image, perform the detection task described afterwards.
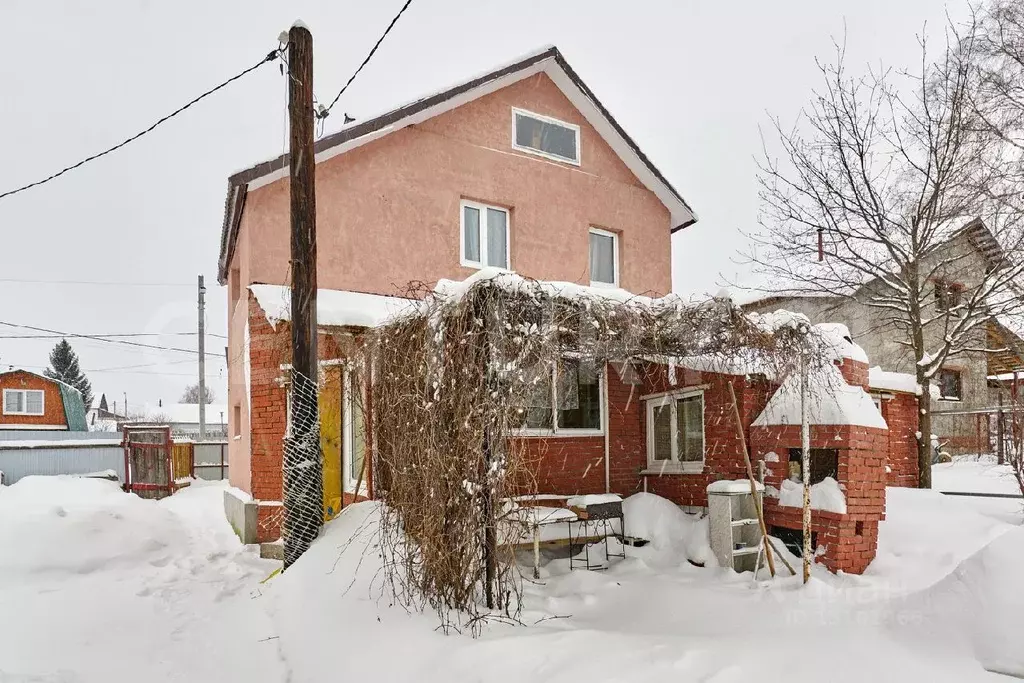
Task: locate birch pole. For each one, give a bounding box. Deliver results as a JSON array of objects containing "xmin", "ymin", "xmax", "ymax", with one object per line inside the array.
[{"xmin": 800, "ymin": 353, "xmax": 811, "ymax": 584}]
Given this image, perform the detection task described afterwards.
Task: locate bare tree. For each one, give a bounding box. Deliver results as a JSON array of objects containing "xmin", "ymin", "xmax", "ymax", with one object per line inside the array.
[
  {"xmin": 179, "ymin": 383, "xmax": 216, "ymax": 404},
  {"xmin": 976, "ymin": 0, "xmax": 1024, "ymax": 150},
  {"xmin": 748, "ymin": 19, "xmax": 1024, "ymax": 488}
]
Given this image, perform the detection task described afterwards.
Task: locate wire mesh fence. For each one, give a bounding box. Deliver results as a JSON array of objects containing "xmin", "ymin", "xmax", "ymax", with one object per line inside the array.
[{"xmin": 282, "ymin": 369, "xmax": 323, "ymax": 568}]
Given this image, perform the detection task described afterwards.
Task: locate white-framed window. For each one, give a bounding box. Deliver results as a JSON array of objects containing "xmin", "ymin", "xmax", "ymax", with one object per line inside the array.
[
  {"xmin": 460, "ymin": 200, "xmax": 510, "ymax": 269},
  {"xmin": 589, "ymin": 228, "xmax": 619, "ymax": 287},
  {"xmin": 512, "ymin": 108, "xmax": 581, "ymax": 165},
  {"xmin": 3, "ymin": 389, "xmax": 45, "ymax": 416},
  {"xmin": 343, "ymin": 370, "xmax": 367, "ymax": 494},
  {"xmin": 645, "ymin": 390, "xmax": 705, "ymax": 472},
  {"xmin": 516, "ymin": 358, "xmax": 603, "ymax": 436}
]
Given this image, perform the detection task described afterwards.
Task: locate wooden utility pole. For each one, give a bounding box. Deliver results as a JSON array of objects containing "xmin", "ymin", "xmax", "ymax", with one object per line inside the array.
[
  {"xmin": 198, "ymin": 274, "xmax": 206, "ymax": 442},
  {"xmin": 283, "ymin": 22, "xmax": 322, "ymax": 569}
]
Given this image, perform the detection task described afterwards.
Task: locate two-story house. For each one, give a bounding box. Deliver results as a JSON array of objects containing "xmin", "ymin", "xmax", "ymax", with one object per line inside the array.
[
  {"xmin": 215, "ymin": 47, "xmax": 914, "ymax": 576},
  {"xmin": 217, "ymin": 46, "xmax": 698, "ymax": 543},
  {"xmin": 743, "ymin": 220, "xmax": 1024, "ymax": 454}
]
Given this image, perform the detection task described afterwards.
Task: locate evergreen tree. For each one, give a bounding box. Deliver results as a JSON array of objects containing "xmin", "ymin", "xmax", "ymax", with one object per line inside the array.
[
  {"xmin": 98, "ymin": 393, "xmax": 108, "ymax": 412},
  {"xmin": 45, "ymin": 339, "xmax": 93, "ymax": 409}
]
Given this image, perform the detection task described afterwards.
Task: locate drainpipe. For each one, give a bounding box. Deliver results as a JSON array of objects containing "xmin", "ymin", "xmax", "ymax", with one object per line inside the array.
[{"xmin": 603, "ymin": 361, "xmax": 611, "ymax": 493}]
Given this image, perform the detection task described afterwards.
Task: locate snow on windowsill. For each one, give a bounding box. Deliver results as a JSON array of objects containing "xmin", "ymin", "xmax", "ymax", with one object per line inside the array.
[{"xmin": 641, "ymin": 463, "xmax": 704, "ymax": 476}]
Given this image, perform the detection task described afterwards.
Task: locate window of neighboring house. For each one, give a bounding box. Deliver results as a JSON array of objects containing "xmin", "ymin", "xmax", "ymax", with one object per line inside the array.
[
  {"xmin": 461, "ymin": 200, "xmax": 509, "ymax": 269},
  {"xmin": 517, "ymin": 358, "xmax": 603, "ymax": 434},
  {"xmin": 230, "ymin": 268, "xmax": 241, "ymax": 310},
  {"xmin": 935, "ymin": 279, "xmax": 964, "ymax": 312},
  {"xmin": 2, "ymin": 389, "xmax": 44, "ymax": 416},
  {"xmin": 646, "ymin": 390, "xmax": 705, "ymax": 472},
  {"xmin": 589, "ymin": 228, "xmax": 619, "ymax": 287},
  {"xmin": 233, "ymin": 404, "xmax": 241, "ymax": 437},
  {"xmin": 938, "ymin": 368, "xmax": 963, "ymax": 401},
  {"xmin": 512, "ymin": 108, "xmax": 581, "ymax": 165},
  {"xmin": 787, "ymin": 448, "xmax": 839, "ymax": 484}
]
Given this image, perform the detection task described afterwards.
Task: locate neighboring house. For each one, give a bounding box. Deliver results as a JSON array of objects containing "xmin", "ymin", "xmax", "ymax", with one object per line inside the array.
[
  {"xmin": 743, "ymin": 220, "xmax": 1024, "ymax": 453},
  {"xmin": 216, "ymin": 46, "xmax": 918, "ymax": 574},
  {"xmin": 0, "ymin": 369, "xmax": 87, "ymax": 431},
  {"xmin": 158, "ymin": 403, "xmax": 229, "ymax": 440}
]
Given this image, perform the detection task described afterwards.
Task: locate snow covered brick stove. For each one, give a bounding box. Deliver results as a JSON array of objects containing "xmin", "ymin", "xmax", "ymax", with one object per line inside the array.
[{"xmin": 750, "ymin": 325, "xmax": 888, "ymax": 575}]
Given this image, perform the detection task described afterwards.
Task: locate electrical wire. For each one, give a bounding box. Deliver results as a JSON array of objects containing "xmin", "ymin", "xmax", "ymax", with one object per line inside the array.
[
  {"xmin": 316, "ymin": 0, "xmax": 414, "ymax": 121},
  {"xmin": 0, "ymin": 332, "xmax": 226, "ymax": 339},
  {"xmin": 0, "ymin": 321, "xmax": 220, "ymax": 356},
  {"xmin": 0, "ymin": 278, "xmax": 195, "ymax": 287},
  {"xmin": 0, "ymin": 49, "xmax": 281, "ymax": 201}
]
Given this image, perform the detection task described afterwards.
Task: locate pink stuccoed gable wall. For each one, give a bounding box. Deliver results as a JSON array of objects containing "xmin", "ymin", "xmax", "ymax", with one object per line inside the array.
[{"xmin": 226, "ymin": 72, "xmax": 674, "ymax": 495}]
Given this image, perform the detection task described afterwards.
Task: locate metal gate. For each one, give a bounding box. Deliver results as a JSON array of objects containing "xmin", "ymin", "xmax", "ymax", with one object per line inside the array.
[{"xmin": 122, "ymin": 425, "xmax": 192, "ymax": 499}]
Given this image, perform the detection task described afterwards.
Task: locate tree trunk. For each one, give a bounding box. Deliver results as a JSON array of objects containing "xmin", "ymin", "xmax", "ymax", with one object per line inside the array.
[{"xmin": 917, "ymin": 380, "xmax": 933, "ymax": 489}]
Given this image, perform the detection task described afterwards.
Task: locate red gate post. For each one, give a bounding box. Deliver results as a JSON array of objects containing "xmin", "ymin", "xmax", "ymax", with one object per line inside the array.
[{"xmin": 121, "ymin": 425, "xmax": 130, "ymax": 492}]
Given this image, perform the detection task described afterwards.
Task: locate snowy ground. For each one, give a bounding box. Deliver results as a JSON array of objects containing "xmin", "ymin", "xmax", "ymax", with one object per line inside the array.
[{"xmin": 1, "ymin": 476, "xmax": 1021, "ymax": 683}]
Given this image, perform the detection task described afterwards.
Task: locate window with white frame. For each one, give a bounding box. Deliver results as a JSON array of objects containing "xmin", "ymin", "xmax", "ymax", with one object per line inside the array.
[
  {"xmin": 589, "ymin": 228, "xmax": 618, "ymax": 286},
  {"xmin": 517, "ymin": 358, "xmax": 602, "ymax": 434},
  {"xmin": 3, "ymin": 388, "xmax": 44, "ymax": 416},
  {"xmin": 512, "ymin": 108, "xmax": 580, "ymax": 164},
  {"xmin": 646, "ymin": 391, "xmax": 704, "ymax": 471},
  {"xmin": 461, "ymin": 200, "xmax": 509, "ymax": 269}
]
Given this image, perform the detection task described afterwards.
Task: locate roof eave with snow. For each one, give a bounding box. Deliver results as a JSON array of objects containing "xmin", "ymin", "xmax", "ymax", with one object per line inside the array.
[{"xmin": 217, "ymin": 45, "xmax": 696, "ymax": 284}]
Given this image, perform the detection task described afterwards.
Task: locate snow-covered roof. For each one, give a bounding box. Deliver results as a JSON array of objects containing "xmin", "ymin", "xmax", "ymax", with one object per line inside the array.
[
  {"xmin": 249, "ymin": 284, "xmax": 416, "ymax": 330},
  {"xmin": 752, "ymin": 364, "xmax": 887, "ymax": 429},
  {"xmin": 868, "ymin": 367, "xmax": 920, "ymax": 395},
  {"xmin": 816, "ymin": 323, "xmax": 869, "ymax": 364},
  {"xmin": 0, "ymin": 368, "xmax": 82, "ymax": 395},
  {"xmin": 218, "ymin": 45, "xmax": 697, "ymax": 283},
  {"xmin": 432, "ymin": 267, "xmax": 680, "ymax": 307}
]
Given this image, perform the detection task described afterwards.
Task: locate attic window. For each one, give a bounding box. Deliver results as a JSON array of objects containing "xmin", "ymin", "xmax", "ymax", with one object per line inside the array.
[
  {"xmin": 512, "ymin": 108, "xmax": 580, "ymax": 164},
  {"xmin": 3, "ymin": 389, "xmax": 44, "ymax": 416},
  {"xmin": 934, "ymin": 279, "xmax": 963, "ymax": 312}
]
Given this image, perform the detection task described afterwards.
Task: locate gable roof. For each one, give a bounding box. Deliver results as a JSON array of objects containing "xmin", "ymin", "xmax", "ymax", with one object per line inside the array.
[
  {"xmin": 217, "ymin": 45, "xmax": 697, "ymax": 284},
  {"xmin": 0, "ymin": 368, "xmax": 88, "ymax": 430}
]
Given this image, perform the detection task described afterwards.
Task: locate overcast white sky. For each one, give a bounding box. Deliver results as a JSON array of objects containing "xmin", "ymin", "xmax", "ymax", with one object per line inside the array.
[{"xmin": 0, "ymin": 0, "xmax": 963, "ymax": 410}]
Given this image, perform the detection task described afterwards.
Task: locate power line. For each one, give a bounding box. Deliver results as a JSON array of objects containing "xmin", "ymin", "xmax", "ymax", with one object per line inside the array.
[
  {"xmin": 0, "ymin": 278, "xmax": 196, "ymax": 287},
  {"xmin": 0, "ymin": 49, "xmax": 281, "ymax": 202},
  {"xmin": 0, "ymin": 331, "xmax": 226, "ymax": 339},
  {"xmin": 0, "ymin": 321, "xmax": 220, "ymax": 356},
  {"xmin": 317, "ymin": 0, "xmax": 414, "ymax": 121}
]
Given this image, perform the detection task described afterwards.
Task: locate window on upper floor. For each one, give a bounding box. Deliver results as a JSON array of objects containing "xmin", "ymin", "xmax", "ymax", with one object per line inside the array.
[
  {"xmin": 230, "ymin": 268, "xmax": 241, "ymax": 311},
  {"xmin": 512, "ymin": 108, "xmax": 580, "ymax": 165},
  {"xmin": 938, "ymin": 368, "xmax": 963, "ymax": 401},
  {"xmin": 3, "ymin": 389, "xmax": 44, "ymax": 416},
  {"xmin": 461, "ymin": 200, "xmax": 509, "ymax": 270},
  {"xmin": 935, "ymin": 279, "xmax": 964, "ymax": 313},
  {"xmin": 589, "ymin": 228, "xmax": 619, "ymax": 286}
]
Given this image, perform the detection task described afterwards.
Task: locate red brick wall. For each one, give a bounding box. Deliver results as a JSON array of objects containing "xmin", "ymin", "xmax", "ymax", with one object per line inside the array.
[
  {"xmin": 518, "ymin": 362, "xmax": 773, "ymax": 507},
  {"xmin": 751, "ymin": 423, "xmax": 887, "ymax": 574},
  {"xmin": 245, "ymin": 297, "xmax": 356, "ymax": 542},
  {"xmin": 881, "ymin": 393, "xmax": 919, "ymax": 487},
  {"xmin": 0, "ymin": 371, "xmax": 67, "ymax": 428},
  {"xmin": 838, "ymin": 358, "xmax": 869, "ymax": 390}
]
